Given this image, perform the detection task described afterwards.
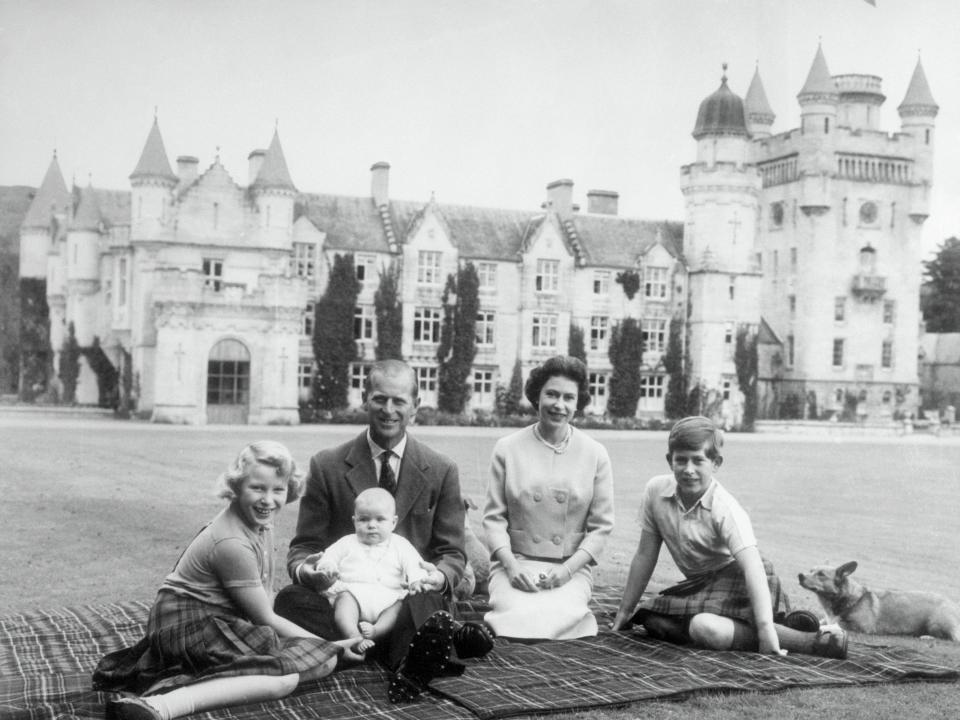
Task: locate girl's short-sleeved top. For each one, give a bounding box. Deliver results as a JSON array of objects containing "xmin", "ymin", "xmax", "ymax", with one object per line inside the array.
[
  {"xmin": 640, "ymin": 474, "xmax": 756, "ymax": 578},
  {"xmin": 161, "ymin": 505, "xmax": 274, "ymax": 610}
]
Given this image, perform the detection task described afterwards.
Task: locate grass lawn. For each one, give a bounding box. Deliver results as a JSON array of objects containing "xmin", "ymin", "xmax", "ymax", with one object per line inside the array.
[{"xmin": 2, "ymin": 415, "xmax": 959, "ymax": 719}]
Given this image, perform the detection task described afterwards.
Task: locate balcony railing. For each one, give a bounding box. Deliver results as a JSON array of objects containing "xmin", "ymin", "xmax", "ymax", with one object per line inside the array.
[{"xmin": 851, "ymin": 273, "xmax": 886, "ymax": 300}]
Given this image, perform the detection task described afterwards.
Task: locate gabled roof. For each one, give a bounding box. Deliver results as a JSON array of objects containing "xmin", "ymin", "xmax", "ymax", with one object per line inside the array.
[
  {"xmin": 22, "ymin": 154, "xmax": 71, "ymax": 229},
  {"xmin": 70, "ymin": 185, "xmax": 103, "ymax": 232},
  {"xmin": 898, "ymin": 58, "xmax": 938, "ymax": 115},
  {"xmin": 297, "ymin": 194, "xmax": 391, "ymax": 253},
  {"xmin": 757, "ymin": 317, "xmax": 782, "ymax": 346},
  {"xmin": 252, "ymin": 130, "xmax": 296, "ymax": 192},
  {"xmin": 797, "ymin": 44, "xmax": 837, "ymax": 99},
  {"xmin": 745, "ymin": 66, "xmax": 775, "ymax": 124},
  {"xmin": 572, "ymin": 215, "xmax": 684, "ymax": 267},
  {"xmin": 93, "ymin": 189, "xmax": 131, "ymax": 227},
  {"xmin": 130, "ymin": 118, "xmax": 177, "ymax": 182},
  {"xmin": 394, "ymin": 201, "xmax": 529, "ymax": 260}
]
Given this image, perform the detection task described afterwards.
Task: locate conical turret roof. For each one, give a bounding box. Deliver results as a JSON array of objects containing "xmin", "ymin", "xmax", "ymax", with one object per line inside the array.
[
  {"xmin": 798, "ymin": 44, "xmax": 837, "ymax": 99},
  {"xmin": 22, "ymin": 153, "xmax": 71, "ymax": 229},
  {"xmin": 251, "ymin": 129, "xmax": 296, "ymax": 192},
  {"xmin": 693, "ymin": 68, "xmax": 748, "ymax": 140},
  {"xmin": 70, "ymin": 184, "xmax": 103, "ymax": 232},
  {"xmin": 130, "ymin": 117, "xmax": 177, "ymax": 182},
  {"xmin": 745, "ymin": 66, "xmax": 775, "ymax": 124},
  {"xmin": 898, "ymin": 58, "xmax": 938, "ymax": 116}
]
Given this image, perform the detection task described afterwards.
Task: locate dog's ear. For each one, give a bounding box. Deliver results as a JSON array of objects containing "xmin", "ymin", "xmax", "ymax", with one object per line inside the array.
[{"xmin": 837, "ymin": 561, "xmax": 858, "ymax": 579}]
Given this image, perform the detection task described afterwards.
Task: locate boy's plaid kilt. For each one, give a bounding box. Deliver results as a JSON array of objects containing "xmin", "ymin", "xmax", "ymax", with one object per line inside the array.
[
  {"xmin": 633, "ymin": 557, "xmax": 791, "ymax": 626},
  {"xmin": 93, "ymin": 589, "xmax": 342, "ymax": 694}
]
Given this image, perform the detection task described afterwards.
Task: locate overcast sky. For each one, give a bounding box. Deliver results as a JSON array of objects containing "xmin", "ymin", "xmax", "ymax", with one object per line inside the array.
[{"xmin": 2, "ymin": 0, "xmax": 958, "ymax": 256}]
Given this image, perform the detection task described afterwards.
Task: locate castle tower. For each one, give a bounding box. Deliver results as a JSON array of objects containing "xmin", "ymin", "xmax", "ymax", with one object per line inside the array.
[
  {"xmin": 744, "ymin": 65, "xmax": 775, "ymax": 140},
  {"xmin": 796, "ymin": 44, "xmax": 838, "ymax": 192},
  {"xmin": 681, "ymin": 66, "xmax": 762, "ymax": 397},
  {"xmin": 20, "ymin": 153, "xmax": 71, "ymax": 279},
  {"xmin": 66, "ymin": 184, "xmax": 103, "ymax": 347},
  {"xmin": 129, "ymin": 117, "xmax": 177, "ymax": 242},
  {"xmin": 249, "ymin": 129, "xmax": 296, "ymax": 250},
  {"xmin": 898, "ymin": 58, "xmax": 938, "ymax": 221}
]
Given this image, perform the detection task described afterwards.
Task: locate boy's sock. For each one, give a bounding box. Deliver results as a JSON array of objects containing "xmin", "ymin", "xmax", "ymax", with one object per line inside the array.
[
  {"xmin": 150, "ymin": 674, "xmax": 299, "ymax": 719},
  {"xmin": 773, "ymin": 624, "xmax": 815, "ymax": 654}
]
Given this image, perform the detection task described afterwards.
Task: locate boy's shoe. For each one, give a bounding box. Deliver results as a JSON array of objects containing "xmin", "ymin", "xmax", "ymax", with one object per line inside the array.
[
  {"xmin": 811, "ymin": 626, "xmax": 848, "ymax": 660},
  {"xmin": 388, "ymin": 610, "xmax": 454, "ymax": 703},
  {"xmin": 783, "ymin": 610, "xmax": 822, "ymax": 633},
  {"xmin": 453, "ymin": 620, "xmax": 496, "ymax": 659},
  {"xmin": 107, "ymin": 697, "xmax": 162, "ymax": 720}
]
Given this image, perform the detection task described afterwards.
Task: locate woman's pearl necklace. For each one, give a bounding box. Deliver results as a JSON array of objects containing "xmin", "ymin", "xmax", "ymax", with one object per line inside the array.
[{"xmin": 533, "ymin": 424, "xmax": 572, "ymax": 454}]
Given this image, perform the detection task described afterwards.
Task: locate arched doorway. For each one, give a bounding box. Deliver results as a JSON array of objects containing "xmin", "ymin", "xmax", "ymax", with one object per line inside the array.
[{"xmin": 206, "ymin": 338, "xmax": 250, "ymax": 424}]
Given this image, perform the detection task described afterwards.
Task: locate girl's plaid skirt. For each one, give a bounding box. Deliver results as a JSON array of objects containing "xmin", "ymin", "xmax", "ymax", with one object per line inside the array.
[
  {"xmin": 92, "ymin": 590, "xmax": 342, "ymax": 694},
  {"xmin": 634, "ymin": 557, "xmax": 791, "ymax": 626}
]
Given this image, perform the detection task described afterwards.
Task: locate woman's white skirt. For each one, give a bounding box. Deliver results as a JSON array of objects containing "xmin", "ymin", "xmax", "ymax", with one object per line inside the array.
[{"xmin": 484, "ymin": 557, "xmax": 596, "ymax": 640}]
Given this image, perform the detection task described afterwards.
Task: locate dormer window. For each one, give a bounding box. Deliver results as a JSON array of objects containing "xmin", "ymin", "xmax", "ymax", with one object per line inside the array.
[
  {"xmin": 535, "ymin": 259, "xmax": 559, "ymax": 293},
  {"xmin": 417, "ymin": 251, "xmax": 442, "ymax": 285}
]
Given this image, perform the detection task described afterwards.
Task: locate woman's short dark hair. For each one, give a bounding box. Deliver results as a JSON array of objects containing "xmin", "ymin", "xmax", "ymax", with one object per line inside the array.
[{"xmin": 524, "ymin": 355, "xmax": 591, "ymax": 411}]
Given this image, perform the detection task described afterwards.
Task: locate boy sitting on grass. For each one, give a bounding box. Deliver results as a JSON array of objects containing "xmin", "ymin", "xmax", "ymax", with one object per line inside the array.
[{"xmin": 612, "ymin": 416, "xmax": 847, "ymax": 659}]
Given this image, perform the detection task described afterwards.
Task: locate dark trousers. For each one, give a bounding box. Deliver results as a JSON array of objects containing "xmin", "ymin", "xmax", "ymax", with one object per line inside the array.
[{"xmin": 274, "ymin": 584, "xmax": 448, "ymax": 671}]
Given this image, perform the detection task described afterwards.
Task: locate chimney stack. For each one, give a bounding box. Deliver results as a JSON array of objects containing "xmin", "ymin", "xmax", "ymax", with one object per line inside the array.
[
  {"xmin": 586, "ymin": 189, "xmax": 619, "ymax": 215},
  {"xmin": 371, "ymin": 161, "xmax": 390, "ymax": 206},
  {"xmin": 177, "ymin": 155, "xmax": 199, "ymax": 186},
  {"xmin": 545, "ymin": 179, "xmax": 574, "ymax": 218},
  {"xmin": 248, "ymin": 149, "xmax": 265, "ymax": 186}
]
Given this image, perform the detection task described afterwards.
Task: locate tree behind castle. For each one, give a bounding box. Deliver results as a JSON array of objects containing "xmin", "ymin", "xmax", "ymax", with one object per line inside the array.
[
  {"xmin": 313, "ymin": 253, "xmax": 359, "ymax": 411},
  {"xmin": 437, "ymin": 262, "xmax": 479, "ymax": 414},
  {"xmin": 607, "ymin": 317, "xmax": 643, "ymax": 418}
]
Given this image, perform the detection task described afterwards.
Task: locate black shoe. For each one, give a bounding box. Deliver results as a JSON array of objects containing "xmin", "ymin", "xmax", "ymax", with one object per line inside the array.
[
  {"xmin": 388, "ymin": 610, "xmax": 454, "ymax": 703},
  {"xmin": 811, "ymin": 627, "xmax": 849, "ymax": 660},
  {"xmin": 453, "ymin": 620, "xmax": 496, "ymax": 659},
  {"xmin": 783, "ymin": 610, "xmax": 821, "ymax": 633}
]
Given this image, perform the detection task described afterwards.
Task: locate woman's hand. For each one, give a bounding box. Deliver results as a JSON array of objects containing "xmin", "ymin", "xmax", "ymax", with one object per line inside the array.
[
  {"xmin": 536, "ymin": 564, "xmax": 573, "ymax": 590},
  {"xmin": 506, "ymin": 564, "xmax": 540, "ymax": 593}
]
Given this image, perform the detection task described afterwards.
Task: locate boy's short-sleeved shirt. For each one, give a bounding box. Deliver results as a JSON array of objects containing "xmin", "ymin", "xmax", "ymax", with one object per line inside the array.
[{"xmin": 640, "ymin": 474, "xmax": 756, "ymax": 578}]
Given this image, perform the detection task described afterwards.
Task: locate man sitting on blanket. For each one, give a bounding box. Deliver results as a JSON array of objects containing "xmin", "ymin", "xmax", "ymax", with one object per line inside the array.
[{"xmin": 612, "ymin": 416, "xmax": 847, "ymax": 659}]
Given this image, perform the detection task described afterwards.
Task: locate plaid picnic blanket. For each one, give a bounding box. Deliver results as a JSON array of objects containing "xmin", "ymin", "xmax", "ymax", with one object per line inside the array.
[{"xmin": 2, "ymin": 590, "xmax": 957, "ymax": 720}]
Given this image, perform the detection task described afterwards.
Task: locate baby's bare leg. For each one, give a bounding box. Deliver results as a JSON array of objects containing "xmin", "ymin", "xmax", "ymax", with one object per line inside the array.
[
  {"xmin": 332, "ymin": 593, "xmax": 363, "ymax": 641},
  {"xmin": 370, "ymin": 600, "xmax": 404, "ymax": 640}
]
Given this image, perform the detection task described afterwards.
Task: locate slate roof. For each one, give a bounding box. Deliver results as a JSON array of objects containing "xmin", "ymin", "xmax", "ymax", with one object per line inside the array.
[
  {"xmin": 22, "ymin": 155, "xmax": 71, "ymax": 229},
  {"xmin": 798, "ymin": 44, "xmax": 837, "ymax": 98},
  {"xmin": 70, "ymin": 186, "xmax": 103, "ymax": 231},
  {"xmin": 299, "ymin": 191, "xmax": 683, "ymax": 268},
  {"xmin": 693, "ymin": 75, "xmax": 748, "ymax": 140},
  {"xmin": 252, "ymin": 130, "xmax": 296, "ymax": 192},
  {"xmin": 745, "ymin": 67, "xmax": 775, "ymax": 124},
  {"xmin": 898, "ymin": 58, "xmax": 938, "ymax": 114}
]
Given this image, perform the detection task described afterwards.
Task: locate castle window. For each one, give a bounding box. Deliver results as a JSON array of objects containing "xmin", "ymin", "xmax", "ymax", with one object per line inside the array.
[
  {"xmin": 303, "ymin": 302, "xmax": 314, "ymax": 336},
  {"xmin": 881, "ymin": 340, "xmax": 893, "ymax": 369},
  {"xmin": 350, "ymin": 363, "xmax": 371, "ymax": 390},
  {"xmin": 477, "ymin": 262, "xmax": 497, "ymax": 291},
  {"xmin": 475, "ymin": 311, "xmax": 495, "ymax": 346},
  {"xmin": 415, "ymin": 366, "xmax": 438, "ymax": 393},
  {"xmin": 724, "ymin": 322, "xmax": 734, "ymax": 345},
  {"xmin": 644, "ymin": 266, "xmax": 668, "ymax": 298},
  {"xmin": 834, "ymin": 297, "xmax": 846, "ymax": 322},
  {"xmin": 413, "ymin": 307, "xmax": 441, "ymax": 343},
  {"xmin": 355, "ymin": 254, "xmax": 377, "ymax": 283},
  {"xmin": 772, "ymin": 250, "xmax": 779, "ymax": 276},
  {"xmin": 117, "ymin": 257, "xmax": 128, "ymax": 306},
  {"xmin": 859, "ymin": 201, "xmax": 878, "ymax": 225},
  {"xmin": 642, "ymin": 318, "xmax": 667, "ymax": 355},
  {"xmin": 787, "ymin": 334, "xmax": 795, "ymax": 367},
  {"xmin": 925, "ymin": 128, "xmax": 931, "ymax": 145},
  {"xmin": 535, "ymin": 259, "xmax": 559, "ymax": 293},
  {"xmin": 790, "ymin": 247, "xmax": 798, "ymax": 273},
  {"xmin": 202, "ymin": 258, "xmax": 223, "ymax": 291},
  {"xmin": 883, "ymin": 300, "xmax": 895, "ymax": 325},
  {"xmin": 417, "ymin": 251, "xmax": 442, "ymax": 285},
  {"xmin": 728, "ymin": 276, "xmax": 735, "ymax": 300},
  {"xmin": 788, "ymin": 295, "xmax": 796, "ymax": 319},
  {"xmin": 473, "ymin": 369, "xmax": 495, "ymax": 404},
  {"xmin": 824, "ymin": 118, "xmax": 830, "ymax": 134},
  {"xmin": 292, "ymin": 243, "xmax": 317, "ymax": 284},
  {"xmin": 213, "ymin": 202, "xmax": 219, "ymax": 229},
  {"xmin": 298, "ymin": 363, "xmax": 314, "ymax": 390},
  {"xmin": 770, "ymin": 201, "xmax": 784, "ymax": 227},
  {"xmin": 532, "ymin": 313, "xmax": 558, "ymax": 349},
  {"xmin": 832, "ymin": 338, "xmax": 845, "ymax": 368},
  {"xmin": 589, "ymin": 372, "xmax": 607, "ymax": 399},
  {"xmin": 890, "ymin": 202, "xmax": 896, "ymax": 228},
  {"xmin": 640, "ymin": 374, "xmax": 665, "ymax": 399},
  {"xmin": 593, "ymin": 270, "xmax": 610, "ymax": 295},
  {"xmin": 589, "ymin": 316, "xmax": 609, "ymax": 351},
  {"xmin": 353, "ymin": 305, "xmax": 375, "ymax": 341},
  {"xmin": 104, "ymin": 279, "xmax": 112, "ymax": 306}
]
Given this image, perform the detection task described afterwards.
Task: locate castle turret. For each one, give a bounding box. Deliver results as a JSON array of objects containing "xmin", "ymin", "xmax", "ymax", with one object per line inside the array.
[
  {"xmin": 130, "ymin": 117, "xmax": 177, "ymax": 242},
  {"xmin": 681, "ymin": 65, "xmax": 762, "ymax": 394},
  {"xmin": 250, "ymin": 129, "xmax": 296, "ymax": 250},
  {"xmin": 66, "ymin": 184, "xmax": 103, "ymax": 346},
  {"xmin": 744, "ymin": 65, "xmax": 775, "ymax": 140},
  {"xmin": 796, "ymin": 45, "xmax": 837, "ymax": 212},
  {"xmin": 898, "ymin": 57, "xmax": 937, "ymax": 197},
  {"xmin": 20, "ymin": 153, "xmax": 71, "ymax": 280}
]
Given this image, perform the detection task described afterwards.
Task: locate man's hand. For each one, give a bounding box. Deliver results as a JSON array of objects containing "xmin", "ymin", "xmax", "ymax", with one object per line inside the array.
[
  {"xmin": 295, "ymin": 552, "xmax": 335, "ymax": 591},
  {"xmin": 410, "ymin": 560, "xmax": 445, "ymax": 594}
]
